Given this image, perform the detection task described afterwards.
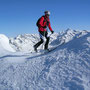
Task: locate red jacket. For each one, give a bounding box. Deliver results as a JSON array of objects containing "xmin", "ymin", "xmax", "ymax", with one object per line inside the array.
[{"xmin": 38, "ymin": 15, "xmax": 53, "ymax": 32}]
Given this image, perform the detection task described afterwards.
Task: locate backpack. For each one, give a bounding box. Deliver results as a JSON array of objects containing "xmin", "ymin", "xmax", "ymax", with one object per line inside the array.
[{"xmin": 36, "ymin": 16, "xmax": 45, "ymax": 27}]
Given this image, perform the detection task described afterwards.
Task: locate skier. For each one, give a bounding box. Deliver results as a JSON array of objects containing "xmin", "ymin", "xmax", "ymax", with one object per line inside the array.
[{"xmin": 34, "ymin": 11, "xmax": 54, "ymax": 52}]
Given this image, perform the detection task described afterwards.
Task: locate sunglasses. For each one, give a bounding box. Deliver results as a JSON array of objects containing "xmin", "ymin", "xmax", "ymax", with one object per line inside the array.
[{"xmin": 46, "ymin": 14, "xmax": 50, "ymax": 16}]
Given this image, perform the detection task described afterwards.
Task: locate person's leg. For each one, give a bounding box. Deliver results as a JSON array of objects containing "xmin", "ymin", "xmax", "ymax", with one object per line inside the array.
[
  {"xmin": 34, "ymin": 38, "xmax": 43, "ymax": 52},
  {"xmin": 34, "ymin": 31, "xmax": 44, "ymax": 52},
  {"xmin": 45, "ymin": 37, "xmax": 50, "ymax": 50},
  {"xmin": 44, "ymin": 31, "xmax": 50, "ymax": 50}
]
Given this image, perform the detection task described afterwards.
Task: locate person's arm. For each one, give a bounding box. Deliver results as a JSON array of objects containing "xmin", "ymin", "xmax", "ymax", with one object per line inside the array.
[
  {"xmin": 48, "ymin": 19, "xmax": 53, "ymax": 31},
  {"xmin": 48, "ymin": 18, "xmax": 54, "ymax": 34}
]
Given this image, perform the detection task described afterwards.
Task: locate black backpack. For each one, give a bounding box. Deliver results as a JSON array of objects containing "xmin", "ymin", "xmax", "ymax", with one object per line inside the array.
[{"xmin": 36, "ymin": 16, "xmax": 45, "ymax": 27}]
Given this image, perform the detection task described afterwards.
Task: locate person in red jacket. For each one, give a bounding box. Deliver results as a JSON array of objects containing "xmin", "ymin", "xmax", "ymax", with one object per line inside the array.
[{"xmin": 34, "ymin": 11, "xmax": 54, "ymax": 52}]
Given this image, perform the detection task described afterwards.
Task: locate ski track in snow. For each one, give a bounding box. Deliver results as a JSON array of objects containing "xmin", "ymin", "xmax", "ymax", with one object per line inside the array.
[{"xmin": 0, "ymin": 29, "xmax": 90, "ymax": 90}]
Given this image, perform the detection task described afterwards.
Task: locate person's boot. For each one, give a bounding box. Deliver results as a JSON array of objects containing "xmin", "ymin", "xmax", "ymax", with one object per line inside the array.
[{"xmin": 34, "ymin": 45, "xmax": 37, "ymax": 52}]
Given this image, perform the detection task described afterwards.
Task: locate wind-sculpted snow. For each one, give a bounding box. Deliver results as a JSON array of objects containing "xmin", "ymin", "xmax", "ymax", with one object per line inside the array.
[
  {"xmin": 0, "ymin": 34, "xmax": 15, "ymax": 56},
  {"xmin": 0, "ymin": 29, "xmax": 90, "ymax": 90}
]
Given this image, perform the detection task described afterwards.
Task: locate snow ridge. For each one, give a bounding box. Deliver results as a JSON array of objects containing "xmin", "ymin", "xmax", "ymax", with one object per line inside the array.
[
  {"xmin": 0, "ymin": 34, "xmax": 15, "ymax": 56},
  {"xmin": 0, "ymin": 29, "xmax": 90, "ymax": 90}
]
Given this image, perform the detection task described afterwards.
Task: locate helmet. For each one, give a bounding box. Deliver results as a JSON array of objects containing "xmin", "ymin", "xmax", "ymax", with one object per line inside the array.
[{"xmin": 44, "ymin": 11, "xmax": 50, "ymax": 16}]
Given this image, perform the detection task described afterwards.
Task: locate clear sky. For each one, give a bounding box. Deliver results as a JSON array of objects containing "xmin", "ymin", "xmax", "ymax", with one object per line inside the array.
[{"xmin": 0, "ymin": 0, "xmax": 90, "ymax": 37}]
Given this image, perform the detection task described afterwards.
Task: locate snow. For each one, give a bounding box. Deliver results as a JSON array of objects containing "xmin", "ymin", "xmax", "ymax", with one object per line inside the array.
[
  {"xmin": 0, "ymin": 34, "xmax": 15, "ymax": 52},
  {"xmin": 9, "ymin": 33, "xmax": 59, "ymax": 52},
  {"xmin": 0, "ymin": 29, "xmax": 90, "ymax": 90},
  {"xmin": 0, "ymin": 34, "xmax": 15, "ymax": 56}
]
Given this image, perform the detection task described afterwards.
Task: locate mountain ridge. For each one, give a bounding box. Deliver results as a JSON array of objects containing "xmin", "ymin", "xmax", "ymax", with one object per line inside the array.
[
  {"xmin": 9, "ymin": 29, "xmax": 89, "ymax": 52},
  {"xmin": 0, "ymin": 29, "xmax": 90, "ymax": 90}
]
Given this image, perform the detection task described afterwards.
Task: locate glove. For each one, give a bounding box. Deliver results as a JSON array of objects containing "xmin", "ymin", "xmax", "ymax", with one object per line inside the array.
[{"xmin": 51, "ymin": 31, "xmax": 54, "ymax": 34}]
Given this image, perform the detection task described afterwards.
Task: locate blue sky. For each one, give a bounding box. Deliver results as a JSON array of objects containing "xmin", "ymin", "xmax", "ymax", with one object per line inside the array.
[{"xmin": 0, "ymin": 0, "xmax": 90, "ymax": 37}]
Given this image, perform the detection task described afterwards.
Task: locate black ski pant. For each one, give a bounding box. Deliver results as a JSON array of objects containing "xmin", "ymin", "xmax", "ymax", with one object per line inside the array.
[{"xmin": 34, "ymin": 31, "xmax": 50, "ymax": 49}]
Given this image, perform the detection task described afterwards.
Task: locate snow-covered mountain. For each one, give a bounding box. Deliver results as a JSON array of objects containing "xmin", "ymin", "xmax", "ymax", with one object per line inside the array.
[
  {"xmin": 9, "ymin": 29, "xmax": 89, "ymax": 52},
  {"xmin": 0, "ymin": 29, "xmax": 90, "ymax": 90},
  {"xmin": 9, "ymin": 33, "xmax": 59, "ymax": 52}
]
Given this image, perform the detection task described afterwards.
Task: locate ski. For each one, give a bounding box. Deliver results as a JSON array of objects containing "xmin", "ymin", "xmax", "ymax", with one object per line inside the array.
[{"xmin": 40, "ymin": 42, "xmax": 65, "ymax": 54}]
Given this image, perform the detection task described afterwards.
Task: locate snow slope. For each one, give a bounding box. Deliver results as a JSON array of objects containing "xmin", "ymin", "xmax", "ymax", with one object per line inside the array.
[
  {"xmin": 0, "ymin": 29, "xmax": 90, "ymax": 90},
  {"xmin": 0, "ymin": 34, "xmax": 15, "ymax": 56}
]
